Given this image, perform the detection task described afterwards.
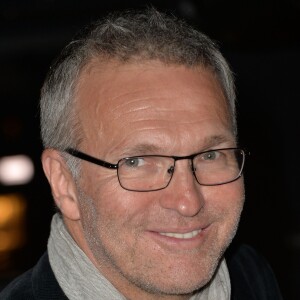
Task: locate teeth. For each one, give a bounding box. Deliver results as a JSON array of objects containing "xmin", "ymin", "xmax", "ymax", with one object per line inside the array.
[{"xmin": 159, "ymin": 229, "xmax": 201, "ymax": 239}]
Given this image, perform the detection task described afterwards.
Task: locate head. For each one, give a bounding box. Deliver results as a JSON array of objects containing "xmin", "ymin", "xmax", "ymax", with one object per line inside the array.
[
  {"xmin": 40, "ymin": 8, "xmax": 236, "ymax": 176},
  {"xmin": 41, "ymin": 8, "xmax": 244, "ymax": 300}
]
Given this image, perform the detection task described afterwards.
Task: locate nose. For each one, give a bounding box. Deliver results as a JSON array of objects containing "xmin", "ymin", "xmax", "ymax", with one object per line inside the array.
[{"xmin": 159, "ymin": 160, "xmax": 204, "ymax": 217}]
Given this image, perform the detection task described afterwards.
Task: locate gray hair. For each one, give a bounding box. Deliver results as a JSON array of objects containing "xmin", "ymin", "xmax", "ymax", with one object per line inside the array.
[{"xmin": 40, "ymin": 8, "xmax": 236, "ymax": 177}]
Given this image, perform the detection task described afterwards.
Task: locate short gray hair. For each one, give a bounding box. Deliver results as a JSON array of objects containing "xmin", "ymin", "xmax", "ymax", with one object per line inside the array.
[{"xmin": 40, "ymin": 8, "xmax": 236, "ymax": 176}]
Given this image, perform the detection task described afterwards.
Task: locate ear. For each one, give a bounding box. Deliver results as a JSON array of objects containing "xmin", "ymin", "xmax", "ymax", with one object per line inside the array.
[{"xmin": 41, "ymin": 149, "xmax": 80, "ymax": 221}]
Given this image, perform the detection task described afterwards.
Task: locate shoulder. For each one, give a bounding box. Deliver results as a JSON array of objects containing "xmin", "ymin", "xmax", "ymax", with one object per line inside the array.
[
  {"xmin": 0, "ymin": 268, "xmax": 34, "ymax": 299},
  {"xmin": 0, "ymin": 252, "xmax": 67, "ymax": 300},
  {"xmin": 226, "ymin": 243, "xmax": 283, "ymax": 300}
]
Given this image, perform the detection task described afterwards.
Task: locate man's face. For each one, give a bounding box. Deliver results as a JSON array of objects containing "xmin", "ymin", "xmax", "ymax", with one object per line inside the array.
[{"xmin": 72, "ymin": 61, "xmax": 244, "ymax": 299}]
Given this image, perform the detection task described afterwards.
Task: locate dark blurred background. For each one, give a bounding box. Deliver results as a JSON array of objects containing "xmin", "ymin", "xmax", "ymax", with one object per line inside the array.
[{"xmin": 0, "ymin": 0, "xmax": 299, "ymax": 299}]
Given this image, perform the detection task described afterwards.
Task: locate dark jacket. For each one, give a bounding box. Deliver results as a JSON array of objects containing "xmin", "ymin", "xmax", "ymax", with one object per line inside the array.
[{"xmin": 0, "ymin": 244, "xmax": 282, "ymax": 299}]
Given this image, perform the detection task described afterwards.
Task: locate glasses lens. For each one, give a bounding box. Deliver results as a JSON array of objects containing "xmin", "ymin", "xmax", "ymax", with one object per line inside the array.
[
  {"xmin": 193, "ymin": 149, "xmax": 244, "ymax": 185},
  {"xmin": 118, "ymin": 156, "xmax": 174, "ymax": 191},
  {"xmin": 117, "ymin": 149, "xmax": 245, "ymax": 191}
]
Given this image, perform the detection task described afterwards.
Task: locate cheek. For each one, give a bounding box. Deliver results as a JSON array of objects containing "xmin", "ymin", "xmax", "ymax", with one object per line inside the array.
[
  {"xmin": 86, "ymin": 177, "xmax": 151, "ymax": 233},
  {"xmin": 201, "ymin": 178, "xmax": 244, "ymax": 234},
  {"xmin": 210, "ymin": 178, "xmax": 245, "ymax": 238},
  {"xmin": 208, "ymin": 177, "xmax": 244, "ymax": 211},
  {"xmin": 83, "ymin": 189, "xmax": 154, "ymax": 271}
]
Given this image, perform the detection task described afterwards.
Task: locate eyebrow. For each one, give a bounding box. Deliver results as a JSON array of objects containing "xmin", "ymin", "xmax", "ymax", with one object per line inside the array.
[
  {"xmin": 201, "ymin": 134, "xmax": 235, "ymax": 150},
  {"xmin": 122, "ymin": 144, "xmax": 162, "ymax": 156},
  {"xmin": 120, "ymin": 134, "xmax": 235, "ymax": 157}
]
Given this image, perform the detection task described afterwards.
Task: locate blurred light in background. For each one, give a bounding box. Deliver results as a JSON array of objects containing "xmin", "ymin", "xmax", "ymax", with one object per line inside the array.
[
  {"xmin": 0, "ymin": 155, "xmax": 34, "ymax": 185},
  {"xmin": 0, "ymin": 194, "xmax": 27, "ymax": 253}
]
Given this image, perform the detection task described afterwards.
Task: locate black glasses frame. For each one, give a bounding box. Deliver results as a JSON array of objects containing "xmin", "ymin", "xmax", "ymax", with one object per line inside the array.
[
  {"xmin": 66, "ymin": 148, "xmax": 119, "ymax": 169},
  {"xmin": 65, "ymin": 147, "xmax": 247, "ymax": 191}
]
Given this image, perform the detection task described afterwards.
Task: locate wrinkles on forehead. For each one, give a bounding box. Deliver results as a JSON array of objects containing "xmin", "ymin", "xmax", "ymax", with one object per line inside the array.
[{"xmin": 74, "ymin": 60, "xmax": 233, "ymax": 158}]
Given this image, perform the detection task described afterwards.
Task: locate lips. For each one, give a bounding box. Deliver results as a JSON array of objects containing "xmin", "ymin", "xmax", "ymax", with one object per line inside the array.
[{"xmin": 159, "ymin": 229, "xmax": 202, "ymax": 239}]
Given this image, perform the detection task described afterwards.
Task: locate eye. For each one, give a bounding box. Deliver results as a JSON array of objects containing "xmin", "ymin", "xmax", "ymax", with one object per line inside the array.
[
  {"xmin": 202, "ymin": 151, "xmax": 219, "ymax": 160},
  {"xmin": 124, "ymin": 157, "xmax": 145, "ymax": 168}
]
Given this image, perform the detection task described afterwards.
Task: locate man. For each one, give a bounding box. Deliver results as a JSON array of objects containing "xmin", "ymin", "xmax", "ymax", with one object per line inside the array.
[{"xmin": 0, "ymin": 8, "xmax": 282, "ymax": 300}]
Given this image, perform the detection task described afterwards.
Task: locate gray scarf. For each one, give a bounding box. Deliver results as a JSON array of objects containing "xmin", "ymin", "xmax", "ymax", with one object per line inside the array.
[{"xmin": 48, "ymin": 213, "xmax": 230, "ymax": 300}]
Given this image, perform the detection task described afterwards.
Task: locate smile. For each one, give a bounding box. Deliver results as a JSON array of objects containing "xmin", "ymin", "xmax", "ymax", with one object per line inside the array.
[{"xmin": 159, "ymin": 229, "xmax": 202, "ymax": 239}]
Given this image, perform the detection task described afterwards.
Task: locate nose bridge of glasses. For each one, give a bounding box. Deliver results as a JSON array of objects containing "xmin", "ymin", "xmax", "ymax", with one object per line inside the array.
[
  {"xmin": 171, "ymin": 155, "xmax": 196, "ymax": 174},
  {"xmin": 166, "ymin": 156, "xmax": 199, "ymax": 189}
]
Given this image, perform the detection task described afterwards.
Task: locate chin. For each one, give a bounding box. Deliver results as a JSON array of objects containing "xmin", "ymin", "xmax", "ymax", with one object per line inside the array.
[
  {"xmin": 132, "ymin": 274, "xmax": 213, "ymax": 298},
  {"xmin": 125, "ymin": 254, "xmax": 220, "ymax": 298}
]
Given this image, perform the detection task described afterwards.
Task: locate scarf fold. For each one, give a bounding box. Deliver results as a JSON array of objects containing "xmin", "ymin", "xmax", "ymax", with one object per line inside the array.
[{"xmin": 48, "ymin": 213, "xmax": 230, "ymax": 300}]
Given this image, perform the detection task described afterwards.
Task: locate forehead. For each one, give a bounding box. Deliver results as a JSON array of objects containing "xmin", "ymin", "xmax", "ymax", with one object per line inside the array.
[{"xmin": 75, "ymin": 60, "xmax": 233, "ymax": 155}]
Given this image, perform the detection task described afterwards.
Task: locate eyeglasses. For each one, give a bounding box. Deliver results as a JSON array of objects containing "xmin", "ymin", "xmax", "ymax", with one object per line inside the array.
[{"xmin": 65, "ymin": 147, "xmax": 246, "ymax": 192}]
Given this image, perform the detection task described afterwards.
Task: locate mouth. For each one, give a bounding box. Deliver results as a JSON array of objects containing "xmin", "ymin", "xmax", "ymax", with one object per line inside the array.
[{"xmin": 159, "ymin": 229, "xmax": 202, "ymax": 239}]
